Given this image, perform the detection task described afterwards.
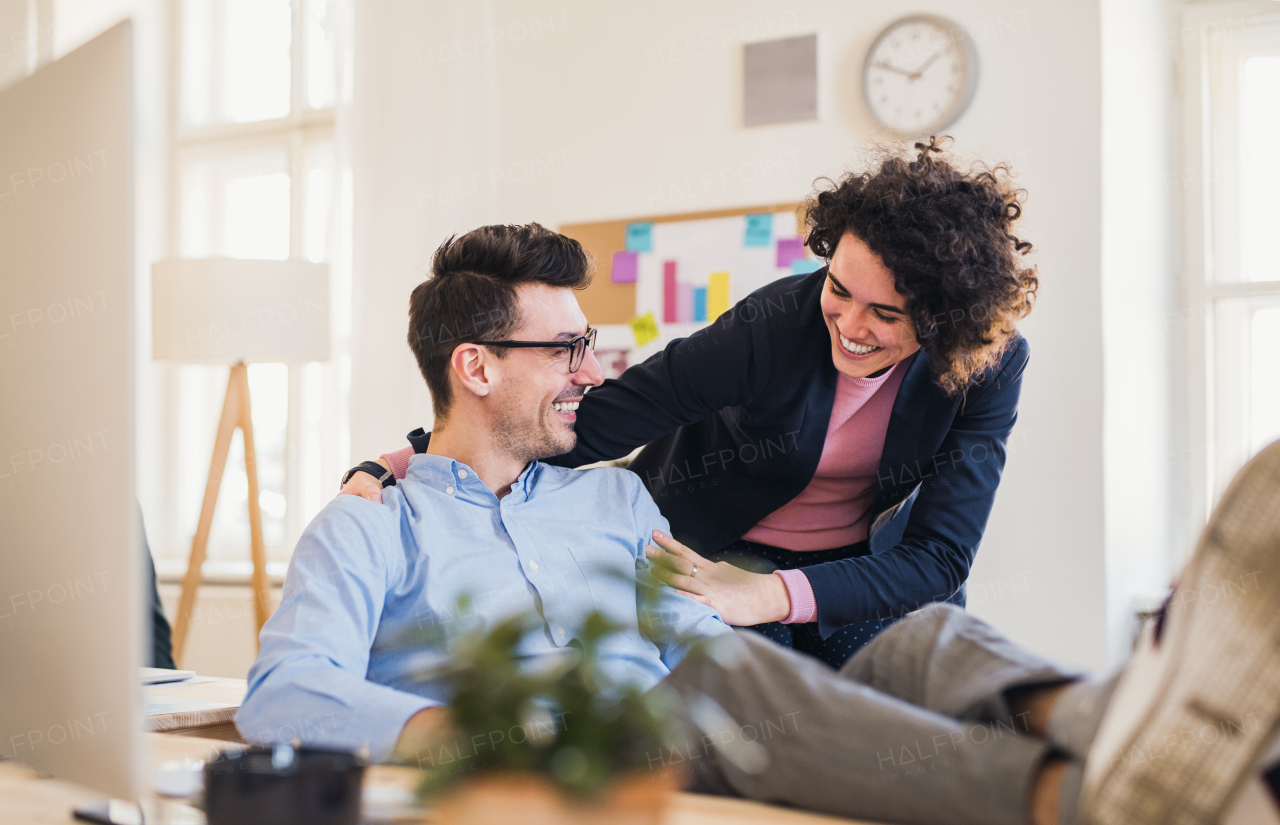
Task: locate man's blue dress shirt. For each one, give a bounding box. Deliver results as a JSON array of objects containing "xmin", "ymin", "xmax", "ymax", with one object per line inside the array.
[{"xmin": 235, "ymin": 453, "xmax": 731, "ymax": 761}]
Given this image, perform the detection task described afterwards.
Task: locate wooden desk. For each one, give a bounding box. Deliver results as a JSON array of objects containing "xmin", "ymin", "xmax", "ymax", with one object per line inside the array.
[
  {"xmin": 145, "ymin": 678, "xmax": 247, "ymax": 742},
  {"xmin": 0, "ymin": 734, "xmax": 877, "ymax": 825}
]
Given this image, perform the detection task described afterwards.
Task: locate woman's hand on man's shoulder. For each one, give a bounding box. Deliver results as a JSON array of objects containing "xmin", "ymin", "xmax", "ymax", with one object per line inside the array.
[{"xmin": 337, "ymin": 457, "xmax": 393, "ymax": 503}]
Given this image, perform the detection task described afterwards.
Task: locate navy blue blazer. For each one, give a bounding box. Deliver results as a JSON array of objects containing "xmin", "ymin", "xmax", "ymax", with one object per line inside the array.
[
  {"xmin": 546, "ymin": 267, "xmax": 1029, "ymax": 638},
  {"xmin": 403, "ymin": 268, "xmax": 1028, "ymax": 638}
]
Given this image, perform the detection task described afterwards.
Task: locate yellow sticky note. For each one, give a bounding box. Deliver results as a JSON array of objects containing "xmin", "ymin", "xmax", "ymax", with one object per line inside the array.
[
  {"xmin": 708, "ymin": 271, "xmax": 730, "ymax": 321},
  {"xmin": 628, "ymin": 312, "xmax": 660, "ymax": 347}
]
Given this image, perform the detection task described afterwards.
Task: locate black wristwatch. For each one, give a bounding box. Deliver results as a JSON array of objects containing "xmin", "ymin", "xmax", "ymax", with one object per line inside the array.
[{"xmin": 341, "ymin": 461, "xmax": 396, "ymax": 489}]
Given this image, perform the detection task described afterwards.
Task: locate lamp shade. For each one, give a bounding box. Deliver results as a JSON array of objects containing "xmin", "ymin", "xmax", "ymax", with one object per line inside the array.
[{"xmin": 152, "ymin": 258, "xmax": 331, "ymax": 363}]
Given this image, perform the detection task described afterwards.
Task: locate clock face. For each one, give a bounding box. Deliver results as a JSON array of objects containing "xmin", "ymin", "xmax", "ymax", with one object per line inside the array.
[{"xmin": 863, "ymin": 15, "xmax": 978, "ymax": 136}]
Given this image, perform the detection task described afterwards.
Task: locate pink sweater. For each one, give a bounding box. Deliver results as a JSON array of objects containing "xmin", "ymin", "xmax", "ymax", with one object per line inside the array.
[
  {"xmin": 754, "ymin": 360, "xmax": 908, "ymax": 623},
  {"xmin": 377, "ymin": 359, "xmax": 907, "ymax": 627}
]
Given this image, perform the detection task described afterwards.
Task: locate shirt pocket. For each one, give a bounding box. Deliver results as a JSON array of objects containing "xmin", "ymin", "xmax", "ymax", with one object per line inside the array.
[{"xmin": 564, "ymin": 542, "xmax": 641, "ymax": 639}]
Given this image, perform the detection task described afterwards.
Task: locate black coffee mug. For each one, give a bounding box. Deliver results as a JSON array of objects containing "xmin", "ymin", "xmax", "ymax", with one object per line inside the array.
[{"xmin": 204, "ymin": 743, "xmax": 366, "ymax": 825}]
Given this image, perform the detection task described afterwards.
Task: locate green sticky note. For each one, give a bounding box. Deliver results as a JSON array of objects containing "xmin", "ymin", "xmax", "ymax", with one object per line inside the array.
[{"xmin": 628, "ymin": 312, "xmax": 660, "ymax": 347}]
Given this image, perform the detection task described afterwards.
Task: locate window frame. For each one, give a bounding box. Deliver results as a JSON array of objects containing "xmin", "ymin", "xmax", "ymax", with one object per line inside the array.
[
  {"xmin": 1177, "ymin": 0, "xmax": 1280, "ymax": 557},
  {"xmin": 156, "ymin": 0, "xmax": 348, "ymax": 580}
]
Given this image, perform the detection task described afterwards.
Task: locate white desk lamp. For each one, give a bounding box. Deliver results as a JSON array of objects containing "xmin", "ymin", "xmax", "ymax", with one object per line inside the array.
[{"xmin": 152, "ymin": 258, "xmax": 330, "ymax": 665}]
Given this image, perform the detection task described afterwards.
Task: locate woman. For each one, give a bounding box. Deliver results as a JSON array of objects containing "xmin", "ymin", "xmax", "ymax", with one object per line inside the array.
[{"xmin": 342, "ymin": 137, "xmax": 1038, "ymax": 668}]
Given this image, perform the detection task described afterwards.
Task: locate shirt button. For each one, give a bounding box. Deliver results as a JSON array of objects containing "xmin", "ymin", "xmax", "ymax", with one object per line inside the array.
[
  {"xmin": 458, "ymin": 469, "xmax": 468, "ymax": 479},
  {"xmin": 557, "ymin": 627, "xmax": 565, "ymax": 638},
  {"xmin": 445, "ymin": 486, "xmax": 455, "ymax": 495},
  {"xmin": 529, "ymin": 560, "xmax": 539, "ymax": 571}
]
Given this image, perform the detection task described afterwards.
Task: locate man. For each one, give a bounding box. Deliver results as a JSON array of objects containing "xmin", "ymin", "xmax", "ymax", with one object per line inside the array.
[
  {"xmin": 234, "ymin": 223, "xmax": 732, "ymax": 762},
  {"xmin": 243, "ymin": 219, "xmax": 1280, "ymax": 824},
  {"xmin": 660, "ymin": 438, "xmax": 1280, "ymax": 825}
]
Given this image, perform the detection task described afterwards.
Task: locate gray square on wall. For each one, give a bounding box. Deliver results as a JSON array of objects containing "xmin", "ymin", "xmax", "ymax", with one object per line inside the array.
[{"xmin": 744, "ymin": 33, "xmax": 818, "ymax": 127}]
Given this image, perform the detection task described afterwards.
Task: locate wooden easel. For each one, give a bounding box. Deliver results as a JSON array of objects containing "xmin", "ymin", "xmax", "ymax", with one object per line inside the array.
[{"xmin": 171, "ymin": 361, "xmax": 272, "ymax": 666}]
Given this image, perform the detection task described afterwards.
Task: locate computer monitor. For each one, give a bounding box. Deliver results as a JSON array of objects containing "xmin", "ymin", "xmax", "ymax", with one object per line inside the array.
[{"xmin": 0, "ymin": 21, "xmax": 144, "ymax": 802}]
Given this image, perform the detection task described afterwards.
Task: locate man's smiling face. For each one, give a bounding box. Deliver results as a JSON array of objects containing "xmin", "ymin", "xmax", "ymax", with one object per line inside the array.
[{"xmin": 487, "ymin": 282, "xmax": 603, "ymax": 463}]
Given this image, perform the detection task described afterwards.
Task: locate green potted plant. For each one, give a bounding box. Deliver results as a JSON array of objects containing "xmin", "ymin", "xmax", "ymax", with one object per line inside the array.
[{"xmin": 397, "ymin": 580, "xmax": 757, "ymax": 825}]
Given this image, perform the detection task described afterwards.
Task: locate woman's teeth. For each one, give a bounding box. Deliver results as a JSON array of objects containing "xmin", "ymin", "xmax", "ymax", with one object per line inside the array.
[
  {"xmin": 552, "ymin": 400, "xmax": 580, "ymax": 413},
  {"xmin": 839, "ymin": 334, "xmax": 881, "ymax": 355}
]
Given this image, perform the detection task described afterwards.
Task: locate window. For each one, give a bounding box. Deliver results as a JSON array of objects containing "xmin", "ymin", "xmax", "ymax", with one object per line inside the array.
[
  {"xmin": 1180, "ymin": 3, "xmax": 1280, "ymax": 546},
  {"xmin": 155, "ymin": 0, "xmax": 351, "ymax": 578}
]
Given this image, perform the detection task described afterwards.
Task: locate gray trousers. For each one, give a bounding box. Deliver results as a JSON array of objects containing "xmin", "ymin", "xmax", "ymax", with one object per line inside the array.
[{"xmin": 663, "ymin": 603, "xmax": 1115, "ymax": 825}]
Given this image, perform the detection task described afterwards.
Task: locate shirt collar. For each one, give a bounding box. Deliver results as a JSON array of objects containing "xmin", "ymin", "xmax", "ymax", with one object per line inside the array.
[
  {"xmin": 507, "ymin": 460, "xmax": 543, "ymax": 503},
  {"xmin": 404, "ymin": 452, "xmax": 469, "ymax": 495},
  {"xmin": 404, "ymin": 449, "xmax": 544, "ymax": 503}
]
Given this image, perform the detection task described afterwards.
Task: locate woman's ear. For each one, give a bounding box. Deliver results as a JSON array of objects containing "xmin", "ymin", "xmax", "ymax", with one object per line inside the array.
[{"xmin": 449, "ymin": 343, "xmax": 492, "ymax": 400}]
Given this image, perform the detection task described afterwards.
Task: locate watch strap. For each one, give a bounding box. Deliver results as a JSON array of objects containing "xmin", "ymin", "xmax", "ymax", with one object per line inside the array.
[{"xmin": 342, "ymin": 461, "xmax": 396, "ymax": 488}]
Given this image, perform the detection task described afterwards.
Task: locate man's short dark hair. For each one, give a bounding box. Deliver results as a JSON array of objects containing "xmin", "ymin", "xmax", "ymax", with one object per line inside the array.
[{"xmin": 408, "ymin": 223, "xmax": 591, "ymax": 419}]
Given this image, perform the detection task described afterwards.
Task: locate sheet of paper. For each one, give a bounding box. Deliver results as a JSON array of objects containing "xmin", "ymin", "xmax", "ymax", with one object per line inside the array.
[
  {"xmin": 145, "ymin": 695, "xmax": 235, "ymax": 716},
  {"xmin": 708, "ymin": 272, "xmax": 730, "ymax": 321},
  {"xmin": 677, "ymin": 282, "xmax": 693, "ymax": 323},
  {"xmin": 626, "ymin": 222, "xmax": 654, "ymax": 252},
  {"xmin": 612, "ymin": 250, "xmax": 638, "ymax": 283},
  {"xmin": 744, "ymin": 213, "xmax": 773, "ymax": 247},
  {"xmin": 662, "ymin": 261, "xmax": 678, "ymax": 323},
  {"xmin": 776, "ymin": 236, "xmax": 805, "ymax": 267},
  {"xmin": 144, "ymin": 676, "xmax": 219, "ymax": 689},
  {"xmin": 629, "ymin": 209, "xmax": 797, "ymax": 339}
]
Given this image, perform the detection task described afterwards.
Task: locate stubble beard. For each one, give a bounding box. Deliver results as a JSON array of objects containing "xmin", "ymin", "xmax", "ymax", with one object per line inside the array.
[{"xmin": 491, "ymin": 396, "xmax": 577, "ymax": 464}]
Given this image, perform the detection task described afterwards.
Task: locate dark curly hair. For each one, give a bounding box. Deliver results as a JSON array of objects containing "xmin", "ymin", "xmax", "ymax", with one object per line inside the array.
[{"xmin": 803, "ymin": 136, "xmax": 1038, "ymax": 396}]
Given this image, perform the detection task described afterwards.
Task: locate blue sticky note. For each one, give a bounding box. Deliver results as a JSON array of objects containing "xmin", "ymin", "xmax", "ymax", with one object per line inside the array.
[
  {"xmin": 626, "ymin": 222, "xmax": 654, "ymax": 253},
  {"xmin": 693, "ymin": 287, "xmax": 708, "ymax": 322},
  {"xmin": 744, "ymin": 213, "xmax": 773, "ymax": 246},
  {"xmin": 791, "ymin": 258, "xmax": 823, "ymax": 274}
]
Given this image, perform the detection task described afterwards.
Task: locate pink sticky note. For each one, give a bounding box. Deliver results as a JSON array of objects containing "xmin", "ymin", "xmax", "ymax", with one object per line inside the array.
[
  {"xmin": 776, "ymin": 237, "xmax": 805, "ymax": 268},
  {"xmin": 663, "ymin": 261, "xmax": 678, "ymax": 323},
  {"xmin": 612, "ymin": 250, "xmax": 638, "ymax": 284},
  {"xmin": 677, "ymin": 282, "xmax": 694, "ymax": 323}
]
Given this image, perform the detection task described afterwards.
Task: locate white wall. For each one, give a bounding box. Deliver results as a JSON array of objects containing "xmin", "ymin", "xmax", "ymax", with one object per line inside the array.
[
  {"xmin": 159, "ymin": 585, "xmax": 283, "ymax": 678},
  {"xmin": 1100, "ymin": 0, "xmax": 1180, "ymax": 665},
  {"xmin": 349, "ymin": 0, "xmax": 1117, "ymax": 667},
  {"xmin": 0, "ymin": 1, "xmax": 32, "ymax": 87}
]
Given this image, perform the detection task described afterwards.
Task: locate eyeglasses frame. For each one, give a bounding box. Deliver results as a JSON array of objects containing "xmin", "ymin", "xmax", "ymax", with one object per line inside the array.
[{"xmin": 471, "ymin": 327, "xmax": 598, "ymax": 373}]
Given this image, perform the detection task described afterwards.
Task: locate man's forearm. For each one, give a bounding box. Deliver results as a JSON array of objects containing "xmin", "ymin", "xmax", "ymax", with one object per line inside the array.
[{"xmin": 394, "ymin": 705, "xmax": 454, "ymax": 765}]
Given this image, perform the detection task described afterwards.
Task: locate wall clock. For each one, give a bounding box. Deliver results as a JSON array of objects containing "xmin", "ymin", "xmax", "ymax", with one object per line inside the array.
[{"xmin": 862, "ymin": 14, "xmax": 978, "ymax": 136}]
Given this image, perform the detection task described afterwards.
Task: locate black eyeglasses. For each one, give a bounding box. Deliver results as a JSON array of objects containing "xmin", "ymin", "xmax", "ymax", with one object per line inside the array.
[{"xmin": 472, "ymin": 327, "xmax": 598, "ymax": 373}]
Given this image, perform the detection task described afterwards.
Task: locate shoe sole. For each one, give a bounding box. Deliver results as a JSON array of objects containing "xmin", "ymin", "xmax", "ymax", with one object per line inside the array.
[{"xmin": 1086, "ymin": 440, "xmax": 1280, "ymax": 825}]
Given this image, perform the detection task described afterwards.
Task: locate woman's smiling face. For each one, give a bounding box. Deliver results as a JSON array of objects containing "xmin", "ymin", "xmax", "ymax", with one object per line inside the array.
[{"xmin": 820, "ymin": 232, "xmax": 921, "ymax": 379}]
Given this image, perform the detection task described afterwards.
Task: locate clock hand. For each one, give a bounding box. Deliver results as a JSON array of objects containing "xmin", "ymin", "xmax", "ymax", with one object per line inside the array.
[
  {"xmin": 872, "ymin": 60, "xmax": 914, "ymax": 78},
  {"xmin": 909, "ymin": 45, "xmax": 952, "ymax": 79}
]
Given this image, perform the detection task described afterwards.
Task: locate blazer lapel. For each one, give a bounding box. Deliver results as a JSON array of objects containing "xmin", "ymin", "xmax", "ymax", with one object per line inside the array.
[{"xmin": 873, "ymin": 352, "xmax": 932, "ymax": 516}]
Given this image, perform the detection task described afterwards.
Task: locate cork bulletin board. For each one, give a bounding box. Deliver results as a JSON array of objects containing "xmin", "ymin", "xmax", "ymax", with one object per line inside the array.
[{"xmin": 560, "ymin": 202, "xmax": 809, "ymax": 327}]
